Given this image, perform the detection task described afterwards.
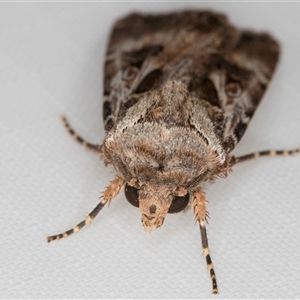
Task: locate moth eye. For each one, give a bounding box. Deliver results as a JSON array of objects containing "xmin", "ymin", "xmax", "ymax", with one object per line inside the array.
[
  {"xmin": 168, "ymin": 193, "xmax": 190, "ymax": 214},
  {"xmin": 124, "ymin": 184, "xmax": 139, "ymax": 208},
  {"xmin": 225, "ymin": 81, "xmax": 242, "ymax": 98}
]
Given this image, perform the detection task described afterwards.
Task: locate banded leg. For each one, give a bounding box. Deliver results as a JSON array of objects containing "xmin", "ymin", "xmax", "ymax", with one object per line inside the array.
[
  {"xmin": 61, "ymin": 115, "xmax": 102, "ymax": 151},
  {"xmin": 193, "ymin": 190, "xmax": 218, "ymax": 294},
  {"xmin": 47, "ymin": 177, "xmax": 124, "ymax": 243},
  {"xmin": 233, "ymin": 148, "xmax": 300, "ymax": 164}
]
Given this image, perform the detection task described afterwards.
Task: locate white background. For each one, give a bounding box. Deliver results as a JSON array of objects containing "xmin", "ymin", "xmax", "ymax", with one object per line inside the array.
[{"xmin": 1, "ymin": 2, "xmax": 300, "ymax": 299}]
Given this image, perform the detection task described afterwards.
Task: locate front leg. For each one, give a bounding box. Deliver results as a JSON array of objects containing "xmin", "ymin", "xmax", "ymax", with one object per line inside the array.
[
  {"xmin": 47, "ymin": 177, "xmax": 125, "ymax": 242},
  {"xmin": 193, "ymin": 189, "xmax": 218, "ymax": 294}
]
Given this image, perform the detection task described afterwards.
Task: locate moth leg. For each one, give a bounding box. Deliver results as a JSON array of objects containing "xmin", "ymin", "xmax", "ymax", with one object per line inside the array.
[
  {"xmin": 61, "ymin": 115, "xmax": 102, "ymax": 151},
  {"xmin": 193, "ymin": 190, "xmax": 218, "ymax": 294},
  {"xmin": 47, "ymin": 177, "xmax": 124, "ymax": 243},
  {"xmin": 233, "ymin": 148, "xmax": 300, "ymax": 164}
]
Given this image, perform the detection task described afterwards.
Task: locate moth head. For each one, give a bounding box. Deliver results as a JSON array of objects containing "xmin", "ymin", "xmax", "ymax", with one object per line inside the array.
[{"xmin": 124, "ymin": 180, "xmax": 189, "ymax": 232}]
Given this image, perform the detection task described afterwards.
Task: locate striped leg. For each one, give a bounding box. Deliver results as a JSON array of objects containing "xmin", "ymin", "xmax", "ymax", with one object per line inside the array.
[
  {"xmin": 47, "ymin": 177, "xmax": 125, "ymax": 243},
  {"xmin": 193, "ymin": 190, "xmax": 218, "ymax": 294},
  {"xmin": 233, "ymin": 148, "xmax": 300, "ymax": 164},
  {"xmin": 61, "ymin": 115, "xmax": 102, "ymax": 151}
]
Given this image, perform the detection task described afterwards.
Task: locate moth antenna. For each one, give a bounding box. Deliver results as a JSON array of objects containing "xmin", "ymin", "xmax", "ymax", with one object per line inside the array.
[
  {"xmin": 61, "ymin": 114, "xmax": 102, "ymax": 152},
  {"xmin": 47, "ymin": 177, "xmax": 124, "ymax": 243},
  {"xmin": 193, "ymin": 190, "xmax": 218, "ymax": 294},
  {"xmin": 233, "ymin": 147, "xmax": 300, "ymax": 165}
]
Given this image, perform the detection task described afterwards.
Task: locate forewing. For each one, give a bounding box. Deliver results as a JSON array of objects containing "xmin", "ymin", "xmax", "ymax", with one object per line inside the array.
[
  {"xmin": 103, "ymin": 11, "xmax": 239, "ymax": 131},
  {"xmin": 200, "ymin": 31, "xmax": 280, "ymax": 153}
]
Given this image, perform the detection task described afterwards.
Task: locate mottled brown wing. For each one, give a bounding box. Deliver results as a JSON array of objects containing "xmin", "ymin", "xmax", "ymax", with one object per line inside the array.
[
  {"xmin": 103, "ymin": 11, "xmax": 239, "ymax": 131},
  {"xmin": 199, "ymin": 31, "xmax": 280, "ymax": 153}
]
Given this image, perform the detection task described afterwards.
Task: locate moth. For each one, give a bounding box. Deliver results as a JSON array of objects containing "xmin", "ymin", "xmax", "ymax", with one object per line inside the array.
[{"xmin": 47, "ymin": 11, "xmax": 300, "ymax": 294}]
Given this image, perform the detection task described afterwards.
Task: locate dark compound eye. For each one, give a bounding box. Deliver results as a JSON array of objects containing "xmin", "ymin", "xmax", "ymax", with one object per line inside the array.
[
  {"xmin": 124, "ymin": 184, "xmax": 139, "ymax": 208},
  {"xmin": 168, "ymin": 193, "xmax": 190, "ymax": 214}
]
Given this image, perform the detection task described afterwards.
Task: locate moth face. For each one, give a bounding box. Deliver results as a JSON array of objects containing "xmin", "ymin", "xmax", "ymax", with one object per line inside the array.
[{"xmin": 124, "ymin": 182, "xmax": 189, "ymax": 232}]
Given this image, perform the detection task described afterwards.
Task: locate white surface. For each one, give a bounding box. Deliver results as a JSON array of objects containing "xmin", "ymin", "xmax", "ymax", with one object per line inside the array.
[{"xmin": 1, "ymin": 2, "xmax": 300, "ymax": 299}]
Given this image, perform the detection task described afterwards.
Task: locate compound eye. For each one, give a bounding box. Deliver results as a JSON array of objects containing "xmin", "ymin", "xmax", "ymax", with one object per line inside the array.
[
  {"xmin": 124, "ymin": 184, "xmax": 139, "ymax": 208},
  {"xmin": 168, "ymin": 193, "xmax": 190, "ymax": 214}
]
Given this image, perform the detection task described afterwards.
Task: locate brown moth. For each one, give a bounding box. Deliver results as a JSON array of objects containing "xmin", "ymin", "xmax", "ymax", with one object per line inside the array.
[{"xmin": 47, "ymin": 11, "xmax": 300, "ymax": 294}]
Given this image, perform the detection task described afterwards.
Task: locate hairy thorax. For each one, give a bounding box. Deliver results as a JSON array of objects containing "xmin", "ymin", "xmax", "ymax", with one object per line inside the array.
[{"xmin": 103, "ymin": 81, "xmax": 230, "ymax": 184}]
